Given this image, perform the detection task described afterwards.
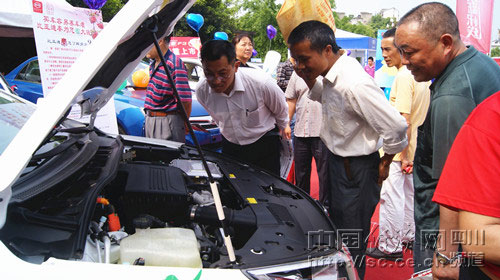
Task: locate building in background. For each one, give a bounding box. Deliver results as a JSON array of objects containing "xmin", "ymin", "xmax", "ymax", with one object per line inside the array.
[{"xmin": 379, "ymin": 8, "xmax": 399, "ymax": 20}]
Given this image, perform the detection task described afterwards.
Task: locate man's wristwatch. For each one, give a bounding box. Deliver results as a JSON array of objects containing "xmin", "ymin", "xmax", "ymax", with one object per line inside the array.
[{"xmin": 435, "ymin": 251, "xmax": 462, "ymax": 265}]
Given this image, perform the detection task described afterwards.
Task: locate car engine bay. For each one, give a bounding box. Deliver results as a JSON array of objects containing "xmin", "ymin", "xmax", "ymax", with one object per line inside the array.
[{"xmin": 1, "ymin": 131, "xmax": 339, "ymax": 270}]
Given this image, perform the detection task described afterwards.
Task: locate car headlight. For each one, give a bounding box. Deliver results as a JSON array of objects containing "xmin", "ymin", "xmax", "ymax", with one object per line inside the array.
[{"xmin": 243, "ymin": 251, "xmax": 358, "ymax": 280}]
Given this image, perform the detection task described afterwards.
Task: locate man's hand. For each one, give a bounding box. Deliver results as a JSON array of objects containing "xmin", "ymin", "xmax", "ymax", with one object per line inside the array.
[
  {"xmin": 378, "ymin": 161, "xmax": 390, "ymax": 185},
  {"xmin": 401, "ymin": 159, "xmax": 413, "ymax": 174},
  {"xmin": 284, "ymin": 125, "xmax": 292, "ymax": 140},
  {"xmin": 431, "ymin": 254, "xmax": 460, "ymax": 280},
  {"xmin": 378, "ymin": 153, "xmax": 395, "ymax": 185}
]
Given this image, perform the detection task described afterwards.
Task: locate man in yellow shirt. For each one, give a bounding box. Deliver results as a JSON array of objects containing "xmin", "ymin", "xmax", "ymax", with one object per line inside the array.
[{"xmin": 367, "ymin": 28, "xmax": 431, "ymax": 259}]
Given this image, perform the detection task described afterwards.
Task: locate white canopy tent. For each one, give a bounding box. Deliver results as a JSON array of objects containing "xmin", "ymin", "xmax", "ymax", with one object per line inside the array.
[
  {"xmin": 0, "ymin": 0, "xmax": 72, "ymax": 37},
  {"xmin": 0, "ymin": 0, "xmax": 72, "ymax": 73}
]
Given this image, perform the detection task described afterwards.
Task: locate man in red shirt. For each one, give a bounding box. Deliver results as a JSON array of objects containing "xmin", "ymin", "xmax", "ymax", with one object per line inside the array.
[{"xmin": 433, "ymin": 91, "xmax": 500, "ymax": 280}]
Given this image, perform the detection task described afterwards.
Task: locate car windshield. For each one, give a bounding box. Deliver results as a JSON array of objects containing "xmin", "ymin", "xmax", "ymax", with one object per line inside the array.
[
  {"xmin": 0, "ymin": 90, "xmax": 35, "ymax": 156},
  {"xmin": 0, "ymin": 75, "xmax": 10, "ymax": 92}
]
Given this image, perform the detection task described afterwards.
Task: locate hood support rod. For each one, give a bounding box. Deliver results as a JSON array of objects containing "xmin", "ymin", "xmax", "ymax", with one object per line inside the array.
[{"xmin": 145, "ymin": 16, "xmax": 236, "ymax": 263}]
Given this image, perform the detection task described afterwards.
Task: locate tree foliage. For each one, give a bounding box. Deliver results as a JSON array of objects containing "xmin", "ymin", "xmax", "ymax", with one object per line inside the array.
[
  {"xmin": 66, "ymin": 0, "xmax": 126, "ymax": 22},
  {"xmin": 333, "ymin": 12, "xmax": 394, "ymax": 38},
  {"xmin": 233, "ymin": 0, "xmax": 336, "ymax": 61},
  {"xmin": 491, "ymin": 47, "xmax": 500, "ymax": 57},
  {"xmin": 173, "ymin": 0, "xmax": 237, "ymax": 43},
  {"xmin": 369, "ymin": 15, "xmax": 394, "ymax": 33},
  {"xmin": 65, "ymin": 0, "xmax": 400, "ymax": 61},
  {"xmin": 234, "ymin": 0, "xmax": 286, "ymax": 61}
]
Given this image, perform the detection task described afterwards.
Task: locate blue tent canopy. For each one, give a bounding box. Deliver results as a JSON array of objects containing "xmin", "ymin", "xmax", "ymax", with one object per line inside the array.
[{"xmin": 335, "ymin": 29, "xmax": 376, "ymax": 50}]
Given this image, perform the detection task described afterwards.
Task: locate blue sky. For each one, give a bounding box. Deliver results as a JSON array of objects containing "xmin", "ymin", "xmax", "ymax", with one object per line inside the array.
[{"xmin": 334, "ymin": 0, "xmax": 500, "ymax": 42}]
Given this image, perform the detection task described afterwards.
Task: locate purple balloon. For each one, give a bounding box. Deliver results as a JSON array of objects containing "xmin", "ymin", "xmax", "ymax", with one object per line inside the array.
[
  {"xmin": 266, "ymin": 25, "xmax": 277, "ymax": 40},
  {"xmin": 252, "ymin": 49, "xmax": 258, "ymax": 57},
  {"xmin": 83, "ymin": 0, "xmax": 107, "ymax": 9}
]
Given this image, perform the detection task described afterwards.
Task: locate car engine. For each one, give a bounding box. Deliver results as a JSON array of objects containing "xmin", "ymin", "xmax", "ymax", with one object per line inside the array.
[
  {"xmin": 1, "ymin": 133, "xmax": 340, "ymax": 272},
  {"xmin": 90, "ymin": 156, "xmax": 257, "ymax": 268}
]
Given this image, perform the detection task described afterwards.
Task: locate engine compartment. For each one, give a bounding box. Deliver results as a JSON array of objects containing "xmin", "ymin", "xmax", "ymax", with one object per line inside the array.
[
  {"xmin": 96, "ymin": 157, "xmax": 258, "ymax": 267},
  {"xmin": 1, "ymin": 133, "xmax": 338, "ymax": 270}
]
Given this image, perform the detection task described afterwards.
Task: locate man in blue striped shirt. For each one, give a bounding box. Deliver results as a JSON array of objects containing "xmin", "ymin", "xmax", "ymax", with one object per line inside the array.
[{"xmin": 144, "ymin": 35, "xmax": 192, "ymax": 142}]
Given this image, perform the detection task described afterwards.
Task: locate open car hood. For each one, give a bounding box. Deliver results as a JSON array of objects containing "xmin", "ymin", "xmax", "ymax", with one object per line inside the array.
[{"xmin": 0, "ymin": 0, "xmax": 195, "ymax": 228}]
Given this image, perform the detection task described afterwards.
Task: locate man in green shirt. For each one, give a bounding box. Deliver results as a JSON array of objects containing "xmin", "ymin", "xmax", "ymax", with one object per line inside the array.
[{"xmin": 395, "ymin": 2, "xmax": 500, "ymax": 277}]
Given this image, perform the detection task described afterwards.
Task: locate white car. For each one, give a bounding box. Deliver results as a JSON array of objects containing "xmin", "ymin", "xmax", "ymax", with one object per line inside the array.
[{"xmin": 0, "ymin": 1, "xmax": 357, "ymax": 279}]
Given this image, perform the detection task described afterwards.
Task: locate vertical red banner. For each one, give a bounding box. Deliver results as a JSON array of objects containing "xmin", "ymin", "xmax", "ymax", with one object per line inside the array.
[{"xmin": 456, "ymin": 0, "xmax": 495, "ymax": 54}]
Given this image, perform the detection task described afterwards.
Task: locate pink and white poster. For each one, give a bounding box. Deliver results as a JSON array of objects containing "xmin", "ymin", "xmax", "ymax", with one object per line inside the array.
[
  {"xmin": 32, "ymin": 0, "xmax": 118, "ymax": 134},
  {"xmin": 456, "ymin": 0, "xmax": 495, "ymax": 54},
  {"xmin": 170, "ymin": 37, "xmax": 201, "ymax": 58}
]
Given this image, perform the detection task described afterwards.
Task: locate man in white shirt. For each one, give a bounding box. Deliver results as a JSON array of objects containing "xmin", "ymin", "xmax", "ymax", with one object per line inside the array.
[
  {"xmin": 196, "ymin": 40, "xmax": 288, "ymax": 175},
  {"xmin": 288, "ymin": 21, "xmax": 408, "ymax": 279},
  {"xmin": 367, "ymin": 27, "xmax": 430, "ymax": 260},
  {"xmin": 284, "ymin": 71, "xmax": 329, "ymax": 204}
]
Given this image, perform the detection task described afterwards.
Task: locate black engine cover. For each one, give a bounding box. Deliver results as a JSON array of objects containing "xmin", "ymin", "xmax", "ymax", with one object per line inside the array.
[{"xmin": 117, "ymin": 164, "xmax": 189, "ymax": 229}]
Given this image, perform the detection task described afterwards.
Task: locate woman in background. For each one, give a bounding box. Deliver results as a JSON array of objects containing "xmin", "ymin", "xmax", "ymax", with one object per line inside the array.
[{"xmin": 232, "ymin": 33, "xmax": 254, "ymax": 67}]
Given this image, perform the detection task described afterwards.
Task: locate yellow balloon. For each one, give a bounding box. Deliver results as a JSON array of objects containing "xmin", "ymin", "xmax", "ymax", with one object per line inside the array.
[{"xmin": 132, "ymin": 69, "xmax": 150, "ymax": 88}]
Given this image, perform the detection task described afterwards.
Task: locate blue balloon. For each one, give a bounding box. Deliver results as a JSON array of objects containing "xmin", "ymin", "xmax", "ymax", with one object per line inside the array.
[
  {"xmin": 214, "ymin": 31, "xmax": 228, "ymax": 41},
  {"xmin": 186, "ymin": 13, "xmax": 204, "ymax": 33}
]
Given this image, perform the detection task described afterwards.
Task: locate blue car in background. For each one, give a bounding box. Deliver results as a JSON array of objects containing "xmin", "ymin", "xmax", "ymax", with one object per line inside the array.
[{"xmin": 5, "ymin": 57, "xmax": 222, "ymax": 149}]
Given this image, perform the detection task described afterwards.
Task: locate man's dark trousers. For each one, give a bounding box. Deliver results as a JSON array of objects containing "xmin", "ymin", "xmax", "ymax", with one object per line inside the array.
[
  {"xmin": 327, "ymin": 151, "xmax": 381, "ymax": 279},
  {"xmin": 222, "ymin": 128, "xmax": 280, "ymax": 176},
  {"xmin": 293, "ymin": 136, "xmax": 329, "ymax": 204}
]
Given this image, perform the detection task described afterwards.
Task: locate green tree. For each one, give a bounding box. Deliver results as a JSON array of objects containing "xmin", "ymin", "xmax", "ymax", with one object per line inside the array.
[
  {"xmin": 369, "ymin": 14, "xmax": 393, "ymax": 34},
  {"xmin": 66, "ymin": 0, "xmax": 126, "ymax": 22},
  {"xmin": 329, "ymin": 0, "xmax": 336, "ymax": 9},
  {"xmin": 64, "ymin": 0, "xmax": 343, "ymax": 62},
  {"xmin": 173, "ymin": 0, "xmax": 237, "ymax": 43},
  {"xmin": 333, "ymin": 12, "xmax": 395, "ymax": 38},
  {"xmin": 233, "ymin": 0, "xmax": 335, "ymax": 61},
  {"xmin": 234, "ymin": 0, "xmax": 287, "ymax": 60},
  {"xmin": 491, "ymin": 47, "xmax": 500, "ymax": 57},
  {"xmin": 333, "ymin": 12, "xmax": 373, "ymax": 37}
]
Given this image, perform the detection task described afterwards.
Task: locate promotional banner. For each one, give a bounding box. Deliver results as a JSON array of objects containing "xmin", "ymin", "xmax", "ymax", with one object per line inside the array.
[
  {"xmin": 32, "ymin": 0, "xmax": 118, "ymax": 134},
  {"xmin": 374, "ymin": 29, "xmax": 397, "ymax": 99},
  {"xmin": 374, "ymin": 30, "xmax": 385, "ymax": 72},
  {"xmin": 170, "ymin": 37, "xmax": 201, "ymax": 58},
  {"xmin": 456, "ymin": 0, "xmax": 495, "ymax": 54}
]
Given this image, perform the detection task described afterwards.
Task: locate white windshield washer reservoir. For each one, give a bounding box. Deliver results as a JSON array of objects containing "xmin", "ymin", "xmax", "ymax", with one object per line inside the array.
[{"xmin": 119, "ymin": 227, "xmax": 202, "ymax": 268}]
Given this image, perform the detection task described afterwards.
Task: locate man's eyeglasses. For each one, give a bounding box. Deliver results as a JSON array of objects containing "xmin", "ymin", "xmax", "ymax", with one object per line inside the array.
[{"xmin": 205, "ymin": 72, "xmax": 231, "ymax": 82}]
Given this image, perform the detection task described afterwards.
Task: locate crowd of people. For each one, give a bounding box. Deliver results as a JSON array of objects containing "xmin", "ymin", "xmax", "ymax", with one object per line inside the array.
[{"xmin": 142, "ymin": 2, "xmax": 500, "ymax": 279}]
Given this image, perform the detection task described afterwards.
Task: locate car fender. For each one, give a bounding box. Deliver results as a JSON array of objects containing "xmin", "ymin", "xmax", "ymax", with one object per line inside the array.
[{"xmin": 114, "ymin": 98, "xmax": 145, "ymax": 136}]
